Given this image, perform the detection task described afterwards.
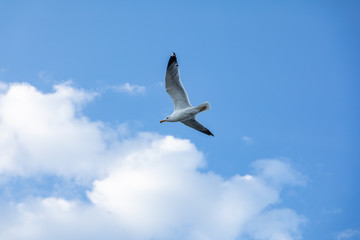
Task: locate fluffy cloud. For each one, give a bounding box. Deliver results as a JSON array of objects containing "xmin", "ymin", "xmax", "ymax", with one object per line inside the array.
[
  {"xmin": 336, "ymin": 229, "xmax": 360, "ymax": 240},
  {"xmin": 112, "ymin": 82, "xmax": 145, "ymax": 95},
  {"xmin": 242, "ymin": 209, "xmax": 306, "ymax": 240},
  {"xmin": 241, "ymin": 136, "xmax": 253, "ymax": 144},
  {"xmin": 88, "ymin": 137, "xmax": 287, "ymax": 239},
  {"xmin": 0, "ymin": 82, "xmax": 114, "ymax": 181},
  {"xmin": 0, "ymin": 82, "xmax": 306, "ymax": 240}
]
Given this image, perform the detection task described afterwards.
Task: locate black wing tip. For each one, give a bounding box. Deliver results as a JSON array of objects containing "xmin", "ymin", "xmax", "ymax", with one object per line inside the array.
[
  {"xmin": 202, "ymin": 129, "xmax": 214, "ymax": 136},
  {"xmin": 167, "ymin": 52, "xmax": 178, "ymax": 69}
]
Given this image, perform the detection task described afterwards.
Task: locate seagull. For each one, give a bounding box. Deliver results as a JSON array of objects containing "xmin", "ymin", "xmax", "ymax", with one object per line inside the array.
[{"xmin": 160, "ymin": 52, "xmax": 214, "ymax": 136}]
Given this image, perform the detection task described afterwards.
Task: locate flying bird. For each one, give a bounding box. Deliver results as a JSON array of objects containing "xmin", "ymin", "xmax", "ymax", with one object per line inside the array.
[{"xmin": 160, "ymin": 52, "xmax": 214, "ymax": 136}]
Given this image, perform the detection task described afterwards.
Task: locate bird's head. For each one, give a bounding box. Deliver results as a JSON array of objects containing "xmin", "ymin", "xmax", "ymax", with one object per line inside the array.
[{"xmin": 160, "ymin": 116, "xmax": 170, "ymax": 123}]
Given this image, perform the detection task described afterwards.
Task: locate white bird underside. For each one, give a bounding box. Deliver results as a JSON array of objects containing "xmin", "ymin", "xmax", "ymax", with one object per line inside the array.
[{"xmin": 164, "ymin": 52, "xmax": 214, "ymax": 136}]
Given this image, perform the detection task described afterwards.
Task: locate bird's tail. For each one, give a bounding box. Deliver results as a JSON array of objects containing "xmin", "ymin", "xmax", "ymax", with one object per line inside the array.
[{"xmin": 196, "ymin": 102, "xmax": 211, "ymax": 112}]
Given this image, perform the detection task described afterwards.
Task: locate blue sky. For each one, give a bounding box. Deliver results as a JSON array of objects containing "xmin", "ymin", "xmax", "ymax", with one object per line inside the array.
[{"xmin": 0, "ymin": 1, "xmax": 359, "ymax": 239}]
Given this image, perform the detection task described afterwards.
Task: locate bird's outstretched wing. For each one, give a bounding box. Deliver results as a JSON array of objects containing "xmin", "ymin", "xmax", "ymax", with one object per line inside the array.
[
  {"xmin": 165, "ymin": 52, "xmax": 191, "ymax": 110},
  {"xmin": 181, "ymin": 117, "xmax": 214, "ymax": 136}
]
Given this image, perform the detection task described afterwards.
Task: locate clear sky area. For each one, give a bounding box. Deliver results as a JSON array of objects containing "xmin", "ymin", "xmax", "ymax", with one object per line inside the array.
[{"xmin": 0, "ymin": 1, "xmax": 359, "ymax": 239}]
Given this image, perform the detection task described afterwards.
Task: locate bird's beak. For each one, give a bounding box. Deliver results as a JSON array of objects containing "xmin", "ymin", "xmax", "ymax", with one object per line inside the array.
[{"xmin": 160, "ymin": 120, "xmax": 165, "ymax": 123}]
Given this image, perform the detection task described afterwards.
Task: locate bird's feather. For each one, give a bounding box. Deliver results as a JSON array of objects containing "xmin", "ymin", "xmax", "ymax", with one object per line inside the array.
[
  {"xmin": 181, "ymin": 117, "xmax": 214, "ymax": 136},
  {"xmin": 165, "ymin": 53, "xmax": 191, "ymax": 110}
]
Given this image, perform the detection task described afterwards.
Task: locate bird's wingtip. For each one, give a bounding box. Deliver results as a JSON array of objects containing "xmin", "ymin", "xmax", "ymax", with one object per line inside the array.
[
  {"xmin": 203, "ymin": 129, "xmax": 214, "ymax": 136},
  {"xmin": 167, "ymin": 52, "xmax": 178, "ymax": 69}
]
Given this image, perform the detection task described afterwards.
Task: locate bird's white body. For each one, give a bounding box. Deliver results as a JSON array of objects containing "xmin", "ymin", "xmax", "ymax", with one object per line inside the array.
[{"xmin": 166, "ymin": 102, "xmax": 210, "ymax": 122}]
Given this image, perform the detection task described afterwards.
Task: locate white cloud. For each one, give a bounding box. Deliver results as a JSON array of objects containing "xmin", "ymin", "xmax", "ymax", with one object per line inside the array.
[
  {"xmin": 0, "ymin": 198, "xmax": 123, "ymax": 240},
  {"xmin": 38, "ymin": 70, "xmax": 50, "ymax": 81},
  {"xmin": 336, "ymin": 229, "xmax": 360, "ymax": 240},
  {"xmin": 322, "ymin": 208, "xmax": 343, "ymax": 215},
  {"xmin": 243, "ymin": 209, "xmax": 307, "ymax": 240},
  {"xmin": 241, "ymin": 136, "xmax": 253, "ymax": 144},
  {"xmin": 0, "ymin": 82, "xmax": 306, "ymax": 240},
  {"xmin": 0, "ymin": 82, "xmax": 107, "ymax": 182},
  {"xmin": 251, "ymin": 159, "xmax": 307, "ymax": 189},
  {"xmin": 112, "ymin": 82, "xmax": 145, "ymax": 95}
]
